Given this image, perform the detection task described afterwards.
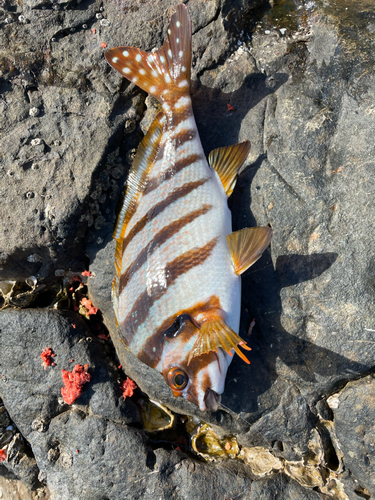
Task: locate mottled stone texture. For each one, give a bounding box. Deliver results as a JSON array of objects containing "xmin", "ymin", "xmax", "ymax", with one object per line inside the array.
[{"xmin": 1, "ymin": 0, "xmax": 375, "ymax": 498}]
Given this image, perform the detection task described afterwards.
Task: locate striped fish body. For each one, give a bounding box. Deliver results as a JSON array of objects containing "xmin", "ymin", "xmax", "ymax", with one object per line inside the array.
[{"xmin": 106, "ymin": 5, "xmax": 272, "ymax": 411}]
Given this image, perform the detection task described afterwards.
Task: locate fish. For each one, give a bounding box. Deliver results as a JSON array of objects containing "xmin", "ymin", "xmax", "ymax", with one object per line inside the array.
[{"xmin": 105, "ymin": 4, "xmax": 272, "ymax": 412}]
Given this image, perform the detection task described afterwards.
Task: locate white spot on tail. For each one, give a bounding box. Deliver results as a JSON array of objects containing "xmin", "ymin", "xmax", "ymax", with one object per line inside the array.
[
  {"xmin": 174, "ymin": 96, "xmax": 190, "ymax": 109},
  {"xmin": 147, "ymin": 55, "xmax": 153, "ymax": 63},
  {"xmin": 182, "ymin": 66, "xmax": 186, "ymax": 72},
  {"xmin": 176, "ymin": 38, "xmax": 179, "ymax": 44},
  {"xmin": 150, "ymin": 86, "xmax": 157, "ymax": 93},
  {"xmin": 152, "ymin": 70, "xmax": 158, "ymax": 77},
  {"xmin": 160, "ymin": 56, "xmax": 165, "ymax": 63},
  {"xmin": 179, "ymin": 51, "xmax": 183, "ymax": 58},
  {"xmin": 165, "ymin": 74, "xmax": 171, "ymax": 83},
  {"xmin": 135, "ymin": 54, "xmax": 142, "ymax": 62},
  {"xmin": 162, "ymin": 102, "xmax": 170, "ymax": 112},
  {"xmin": 176, "ymin": 21, "xmax": 180, "ymax": 28},
  {"xmin": 168, "ymin": 49, "xmax": 172, "ymax": 58},
  {"xmin": 123, "ymin": 50, "xmax": 129, "ymax": 57},
  {"xmin": 112, "ymin": 57, "xmax": 119, "ymax": 63},
  {"xmin": 139, "ymin": 69, "xmax": 146, "ymax": 75},
  {"xmin": 168, "ymin": 29, "xmax": 171, "ymax": 35},
  {"xmin": 123, "ymin": 67, "xmax": 131, "ymax": 74},
  {"xmin": 178, "ymin": 80, "xmax": 188, "ymax": 87},
  {"xmin": 132, "ymin": 77, "xmax": 138, "ymax": 83}
]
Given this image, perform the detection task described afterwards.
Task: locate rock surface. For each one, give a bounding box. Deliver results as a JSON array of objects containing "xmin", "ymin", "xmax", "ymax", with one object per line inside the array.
[{"xmin": 1, "ymin": 0, "xmax": 375, "ymax": 498}]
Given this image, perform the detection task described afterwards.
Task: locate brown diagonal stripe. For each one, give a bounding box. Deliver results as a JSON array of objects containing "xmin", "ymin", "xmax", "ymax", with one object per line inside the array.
[
  {"xmin": 171, "ymin": 107, "xmax": 193, "ymax": 128},
  {"xmin": 122, "ymin": 178, "xmax": 208, "ymax": 254},
  {"xmin": 144, "ymin": 154, "xmax": 204, "ymax": 195},
  {"xmin": 171, "ymin": 129, "xmax": 197, "ymax": 150},
  {"xmin": 120, "ymin": 237, "xmax": 218, "ymax": 345},
  {"xmin": 119, "ymin": 203, "xmax": 212, "ymax": 295}
]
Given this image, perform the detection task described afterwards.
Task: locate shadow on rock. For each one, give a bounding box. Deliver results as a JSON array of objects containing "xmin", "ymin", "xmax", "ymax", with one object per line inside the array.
[
  {"xmin": 193, "ymin": 72, "xmax": 289, "ymax": 154},
  {"xmin": 223, "ymin": 171, "xmax": 368, "ymax": 423},
  {"xmin": 276, "ymin": 253, "xmax": 339, "ymax": 287}
]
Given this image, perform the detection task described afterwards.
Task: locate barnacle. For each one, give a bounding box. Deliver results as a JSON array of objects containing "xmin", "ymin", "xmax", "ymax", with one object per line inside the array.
[
  {"xmin": 239, "ymin": 446, "xmax": 283, "ymax": 476},
  {"xmin": 0, "ymin": 400, "xmax": 28, "ymax": 465},
  {"xmin": 138, "ymin": 399, "xmax": 175, "ymax": 433},
  {"xmin": 191, "ymin": 423, "xmax": 239, "ymax": 461},
  {"xmin": 0, "ymin": 277, "xmax": 67, "ymax": 310}
]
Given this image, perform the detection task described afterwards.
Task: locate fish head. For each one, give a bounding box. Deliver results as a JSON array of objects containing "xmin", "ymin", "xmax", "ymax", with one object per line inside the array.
[
  {"xmin": 163, "ymin": 350, "xmax": 231, "ymax": 411},
  {"xmin": 160, "ymin": 313, "xmax": 231, "ymax": 412}
]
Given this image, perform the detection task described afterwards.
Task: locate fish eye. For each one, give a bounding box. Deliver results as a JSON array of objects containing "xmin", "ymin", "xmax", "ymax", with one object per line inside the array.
[{"xmin": 167, "ymin": 368, "xmax": 188, "ymax": 390}]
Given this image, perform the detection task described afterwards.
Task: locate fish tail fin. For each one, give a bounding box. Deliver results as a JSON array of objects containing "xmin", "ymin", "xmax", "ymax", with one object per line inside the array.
[{"xmin": 105, "ymin": 4, "xmax": 191, "ymax": 104}]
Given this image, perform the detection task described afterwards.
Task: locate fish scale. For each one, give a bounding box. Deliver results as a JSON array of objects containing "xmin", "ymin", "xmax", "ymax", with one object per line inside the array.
[{"xmin": 106, "ymin": 4, "xmax": 272, "ymax": 411}]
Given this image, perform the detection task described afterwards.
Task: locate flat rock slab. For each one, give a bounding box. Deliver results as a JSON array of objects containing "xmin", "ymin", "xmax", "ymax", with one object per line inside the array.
[
  {"xmin": 0, "ymin": 308, "xmax": 258, "ymax": 499},
  {"xmin": 330, "ymin": 375, "xmax": 375, "ymax": 497}
]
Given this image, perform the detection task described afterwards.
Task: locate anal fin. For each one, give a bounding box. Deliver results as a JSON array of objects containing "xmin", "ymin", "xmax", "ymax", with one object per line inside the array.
[
  {"xmin": 227, "ymin": 227, "xmax": 272, "ymax": 275},
  {"xmin": 187, "ymin": 318, "xmax": 251, "ymax": 365},
  {"xmin": 208, "ymin": 141, "xmax": 251, "ymax": 197}
]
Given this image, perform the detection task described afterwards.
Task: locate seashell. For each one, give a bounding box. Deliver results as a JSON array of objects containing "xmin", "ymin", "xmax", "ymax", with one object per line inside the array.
[
  {"xmin": 285, "ymin": 462, "xmax": 324, "ymax": 488},
  {"xmin": 9, "ymin": 280, "xmax": 39, "ymax": 307},
  {"xmin": 139, "ymin": 399, "xmax": 175, "ymax": 433},
  {"xmin": 191, "ymin": 423, "xmax": 239, "ymax": 461},
  {"xmin": 239, "ymin": 446, "xmax": 283, "ymax": 476}
]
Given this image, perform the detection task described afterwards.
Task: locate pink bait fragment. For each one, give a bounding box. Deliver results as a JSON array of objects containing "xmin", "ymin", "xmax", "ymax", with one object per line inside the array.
[
  {"xmin": 120, "ymin": 377, "xmax": 137, "ymax": 400},
  {"xmin": 61, "ymin": 364, "xmax": 91, "ymax": 404}
]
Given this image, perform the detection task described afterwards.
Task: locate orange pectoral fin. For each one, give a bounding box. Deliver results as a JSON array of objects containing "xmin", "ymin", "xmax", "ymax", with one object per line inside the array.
[
  {"xmin": 227, "ymin": 227, "xmax": 273, "ymax": 276},
  {"xmin": 187, "ymin": 317, "xmax": 251, "ymax": 365},
  {"xmin": 208, "ymin": 141, "xmax": 251, "ymax": 197}
]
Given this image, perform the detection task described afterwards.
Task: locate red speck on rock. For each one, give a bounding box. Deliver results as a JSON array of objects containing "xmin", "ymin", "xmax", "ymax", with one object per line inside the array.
[
  {"xmin": 120, "ymin": 377, "xmax": 137, "ymax": 400},
  {"xmin": 98, "ymin": 333, "xmax": 110, "ymax": 340},
  {"xmin": 227, "ymin": 103, "xmax": 235, "ymax": 111},
  {"xmin": 41, "ymin": 347, "xmax": 55, "ymax": 369},
  {"xmin": 0, "ymin": 449, "xmax": 6, "ymax": 461},
  {"xmin": 72, "ymin": 324, "xmax": 76, "ymax": 329},
  {"xmin": 61, "ymin": 364, "xmax": 91, "ymax": 405},
  {"xmin": 101, "ymin": 42, "xmax": 107, "ymax": 48},
  {"xmin": 81, "ymin": 270, "xmax": 93, "ymax": 277},
  {"xmin": 118, "ymin": 365, "xmax": 122, "ymax": 370},
  {"xmin": 71, "ymin": 275, "xmax": 81, "ymax": 282},
  {"xmin": 91, "ymin": 28, "xmax": 96, "ymax": 34}
]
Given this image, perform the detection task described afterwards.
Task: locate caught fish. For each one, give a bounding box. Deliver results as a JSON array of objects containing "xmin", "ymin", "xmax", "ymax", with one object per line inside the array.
[{"xmin": 105, "ymin": 4, "xmax": 272, "ymax": 411}]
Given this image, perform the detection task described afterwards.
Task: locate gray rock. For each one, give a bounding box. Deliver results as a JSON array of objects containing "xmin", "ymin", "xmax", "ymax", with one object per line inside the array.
[
  {"xmin": 330, "ymin": 375, "xmax": 375, "ymax": 497},
  {"xmin": 250, "ymin": 473, "xmax": 324, "ymax": 499},
  {"xmin": 89, "ymin": 0, "xmax": 375, "ymax": 457}
]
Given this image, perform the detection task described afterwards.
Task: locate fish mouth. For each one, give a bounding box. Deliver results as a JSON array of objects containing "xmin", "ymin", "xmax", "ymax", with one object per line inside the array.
[{"xmin": 203, "ymin": 388, "xmax": 221, "ymax": 412}]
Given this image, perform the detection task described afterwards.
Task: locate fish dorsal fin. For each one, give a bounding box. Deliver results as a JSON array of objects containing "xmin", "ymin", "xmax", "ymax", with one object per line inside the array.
[
  {"xmin": 208, "ymin": 141, "xmax": 251, "ymax": 197},
  {"xmin": 105, "ymin": 4, "xmax": 191, "ymax": 104},
  {"xmin": 187, "ymin": 317, "xmax": 251, "ymax": 365},
  {"xmin": 227, "ymin": 227, "xmax": 272, "ymax": 276},
  {"xmin": 113, "ymin": 112, "xmax": 165, "ymax": 277}
]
